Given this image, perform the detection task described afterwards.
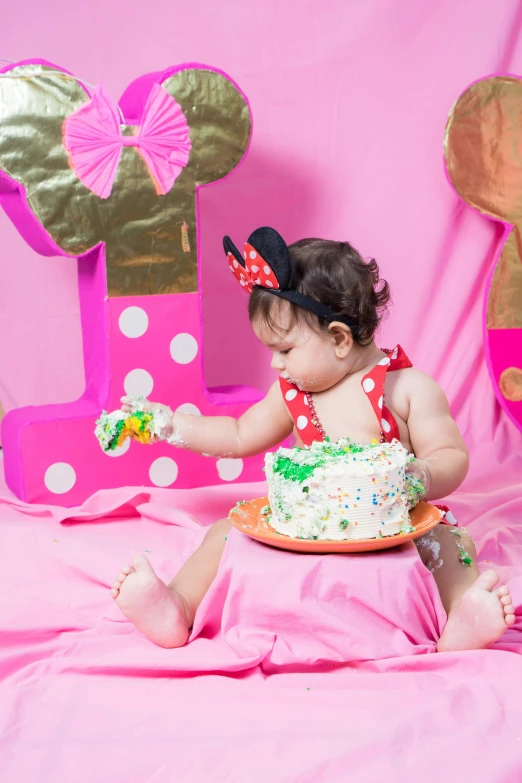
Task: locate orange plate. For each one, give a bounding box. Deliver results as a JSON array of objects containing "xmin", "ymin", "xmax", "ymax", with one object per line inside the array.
[{"xmin": 228, "ymin": 497, "xmax": 442, "ymax": 553}]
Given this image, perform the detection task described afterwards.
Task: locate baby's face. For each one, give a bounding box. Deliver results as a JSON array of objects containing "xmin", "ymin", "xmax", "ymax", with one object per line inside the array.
[{"xmin": 253, "ymin": 306, "xmax": 349, "ymax": 393}]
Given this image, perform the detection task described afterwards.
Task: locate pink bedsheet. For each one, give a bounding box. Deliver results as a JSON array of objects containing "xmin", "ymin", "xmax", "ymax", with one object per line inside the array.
[{"xmin": 1, "ymin": 437, "xmax": 522, "ymax": 782}]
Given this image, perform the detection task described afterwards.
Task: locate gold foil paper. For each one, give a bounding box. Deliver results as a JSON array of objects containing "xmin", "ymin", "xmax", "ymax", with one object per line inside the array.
[
  {"xmin": 0, "ymin": 64, "xmax": 251, "ymax": 296},
  {"xmin": 444, "ymin": 76, "xmax": 522, "ymax": 329},
  {"xmin": 499, "ymin": 366, "xmax": 522, "ymax": 402}
]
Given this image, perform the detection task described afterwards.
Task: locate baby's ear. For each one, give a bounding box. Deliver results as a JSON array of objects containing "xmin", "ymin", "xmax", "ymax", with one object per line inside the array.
[
  {"xmin": 160, "ymin": 67, "xmax": 251, "ymax": 185},
  {"xmin": 0, "ymin": 62, "xmax": 101, "ymax": 254},
  {"xmin": 328, "ymin": 322, "xmax": 353, "ymax": 351}
]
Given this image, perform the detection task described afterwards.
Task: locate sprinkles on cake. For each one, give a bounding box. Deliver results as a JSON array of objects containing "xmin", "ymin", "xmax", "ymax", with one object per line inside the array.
[{"xmin": 264, "ymin": 437, "xmax": 419, "ymax": 542}]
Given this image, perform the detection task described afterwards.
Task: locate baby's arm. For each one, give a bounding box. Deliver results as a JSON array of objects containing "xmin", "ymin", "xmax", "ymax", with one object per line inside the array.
[
  {"xmin": 405, "ymin": 372, "xmax": 469, "ymax": 500},
  {"xmin": 125, "ymin": 382, "xmax": 294, "ymax": 458}
]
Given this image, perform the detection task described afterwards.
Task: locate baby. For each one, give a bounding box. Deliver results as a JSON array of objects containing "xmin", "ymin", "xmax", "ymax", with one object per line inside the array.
[{"xmin": 111, "ymin": 227, "xmax": 515, "ymax": 651}]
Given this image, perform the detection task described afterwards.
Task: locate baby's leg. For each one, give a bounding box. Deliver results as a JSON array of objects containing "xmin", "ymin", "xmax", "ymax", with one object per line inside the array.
[
  {"xmin": 415, "ymin": 525, "xmax": 515, "ymax": 652},
  {"xmin": 111, "ymin": 518, "xmax": 231, "ymax": 648}
]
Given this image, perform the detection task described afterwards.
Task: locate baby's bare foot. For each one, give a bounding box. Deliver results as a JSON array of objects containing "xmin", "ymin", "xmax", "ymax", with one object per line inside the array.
[
  {"xmin": 437, "ymin": 570, "xmax": 516, "ymax": 653},
  {"xmin": 111, "ymin": 554, "xmax": 189, "ymax": 648}
]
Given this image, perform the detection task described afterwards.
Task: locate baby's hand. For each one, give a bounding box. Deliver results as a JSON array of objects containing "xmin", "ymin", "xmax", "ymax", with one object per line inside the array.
[
  {"xmin": 121, "ymin": 396, "xmax": 135, "ymax": 415},
  {"xmin": 405, "ymin": 458, "xmax": 432, "ymax": 502},
  {"xmin": 120, "ymin": 396, "xmax": 175, "ymax": 441}
]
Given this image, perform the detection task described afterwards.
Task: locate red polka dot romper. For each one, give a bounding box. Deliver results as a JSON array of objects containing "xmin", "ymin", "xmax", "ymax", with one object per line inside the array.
[{"xmin": 279, "ymin": 345, "xmax": 458, "ymax": 526}]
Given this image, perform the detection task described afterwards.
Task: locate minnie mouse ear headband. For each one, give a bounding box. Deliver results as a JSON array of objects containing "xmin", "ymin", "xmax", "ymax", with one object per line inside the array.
[{"xmin": 223, "ymin": 226, "xmax": 359, "ymax": 331}]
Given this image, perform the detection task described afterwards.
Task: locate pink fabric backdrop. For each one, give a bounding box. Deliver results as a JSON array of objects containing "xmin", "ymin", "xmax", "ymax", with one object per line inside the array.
[
  {"xmin": 2, "ymin": 1, "xmax": 522, "ymax": 781},
  {"xmin": 1, "ymin": 0, "xmax": 520, "ymax": 452}
]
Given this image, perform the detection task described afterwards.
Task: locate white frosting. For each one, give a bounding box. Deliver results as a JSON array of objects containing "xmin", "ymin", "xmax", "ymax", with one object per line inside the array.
[
  {"xmin": 94, "ymin": 410, "xmax": 127, "ymax": 452},
  {"xmin": 264, "ymin": 439, "xmax": 412, "ymax": 541}
]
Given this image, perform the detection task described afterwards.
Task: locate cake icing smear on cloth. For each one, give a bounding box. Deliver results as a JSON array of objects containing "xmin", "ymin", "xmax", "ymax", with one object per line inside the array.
[{"xmin": 265, "ymin": 438, "xmax": 414, "ymax": 541}]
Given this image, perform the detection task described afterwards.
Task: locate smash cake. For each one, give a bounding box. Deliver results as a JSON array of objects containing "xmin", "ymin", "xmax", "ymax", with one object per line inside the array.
[
  {"xmin": 94, "ymin": 397, "xmax": 167, "ymax": 453},
  {"xmin": 263, "ymin": 439, "xmax": 422, "ymax": 541}
]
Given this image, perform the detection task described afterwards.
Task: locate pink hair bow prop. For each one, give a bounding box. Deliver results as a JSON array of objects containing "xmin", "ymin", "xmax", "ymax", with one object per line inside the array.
[{"xmin": 63, "ymin": 83, "xmax": 192, "ymax": 199}]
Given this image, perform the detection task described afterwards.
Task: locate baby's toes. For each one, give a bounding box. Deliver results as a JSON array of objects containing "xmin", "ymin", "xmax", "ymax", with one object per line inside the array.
[
  {"xmin": 111, "ymin": 581, "xmax": 122, "ymax": 599},
  {"xmin": 117, "ymin": 564, "xmax": 134, "ymax": 582},
  {"xmin": 110, "ymin": 565, "xmax": 134, "ymax": 599},
  {"xmin": 494, "ymin": 586, "xmax": 516, "ymax": 626}
]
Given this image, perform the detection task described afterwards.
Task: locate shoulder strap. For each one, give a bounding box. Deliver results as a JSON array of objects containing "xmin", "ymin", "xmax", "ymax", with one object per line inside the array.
[
  {"xmin": 387, "ymin": 344, "xmax": 412, "ymax": 372},
  {"xmin": 279, "ymin": 377, "xmax": 324, "ymax": 445},
  {"xmin": 279, "ymin": 345, "xmax": 412, "ymax": 446},
  {"xmin": 361, "ymin": 345, "xmax": 412, "ymax": 442}
]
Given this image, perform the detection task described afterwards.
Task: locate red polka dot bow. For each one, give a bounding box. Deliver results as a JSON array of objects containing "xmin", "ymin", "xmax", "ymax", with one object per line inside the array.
[{"xmin": 223, "ymin": 227, "xmax": 291, "ymax": 294}]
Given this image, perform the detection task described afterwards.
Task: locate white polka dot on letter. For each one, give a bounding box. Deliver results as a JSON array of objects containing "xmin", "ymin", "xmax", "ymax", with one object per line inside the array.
[
  {"xmin": 381, "ymin": 418, "xmax": 391, "ymax": 433},
  {"xmin": 170, "ymin": 333, "xmax": 198, "ymax": 365},
  {"xmin": 175, "ymin": 403, "xmax": 201, "ymax": 416},
  {"xmin": 118, "ymin": 306, "xmax": 149, "ymax": 338},
  {"xmin": 285, "ymin": 389, "xmax": 298, "ymax": 401},
  {"xmin": 297, "ymin": 415, "xmax": 308, "ymax": 430},
  {"xmin": 44, "ymin": 462, "xmax": 76, "ymax": 494},
  {"xmin": 105, "ymin": 437, "xmax": 131, "ymax": 457},
  {"xmin": 149, "ymin": 457, "xmax": 178, "ymax": 487},
  {"xmin": 124, "ymin": 368, "xmax": 154, "ymax": 398},
  {"xmin": 378, "ymin": 357, "xmax": 391, "ymax": 366},
  {"xmin": 378, "ymin": 395, "xmax": 384, "ymax": 409},
  {"xmin": 362, "ymin": 378, "xmax": 375, "ymax": 393},
  {"xmin": 217, "ymin": 458, "xmax": 244, "ymax": 481}
]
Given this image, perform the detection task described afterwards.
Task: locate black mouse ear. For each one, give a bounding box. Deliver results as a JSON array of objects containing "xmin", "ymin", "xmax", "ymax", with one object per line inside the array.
[
  {"xmin": 223, "ymin": 235, "xmax": 245, "ymax": 268},
  {"xmin": 247, "ymin": 227, "xmax": 291, "ymax": 290}
]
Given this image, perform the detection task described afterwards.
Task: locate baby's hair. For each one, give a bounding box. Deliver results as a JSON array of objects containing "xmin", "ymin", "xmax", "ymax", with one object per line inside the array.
[{"xmin": 248, "ymin": 238, "xmax": 391, "ymax": 345}]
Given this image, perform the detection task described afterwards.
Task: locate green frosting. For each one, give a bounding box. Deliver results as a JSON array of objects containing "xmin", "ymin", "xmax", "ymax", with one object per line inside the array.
[
  {"xmin": 458, "ymin": 550, "xmax": 473, "ymax": 567},
  {"xmin": 107, "ymin": 418, "xmax": 126, "ymax": 451},
  {"xmin": 455, "ymin": 537, "xmax": 473, "ymax": 566},
  {"xmin": 270, "ymin": 440, "xmax": 376, "ymax": 484},
  {"xmin": 271, "ymin": 456, "xmax": 320, "ymax": 483}
]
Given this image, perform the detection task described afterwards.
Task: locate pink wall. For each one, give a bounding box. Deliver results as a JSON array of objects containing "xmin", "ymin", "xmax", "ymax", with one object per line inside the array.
[{"xmin": 2, "ymin": 0, "xmax": 522, "ymax": 457}]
